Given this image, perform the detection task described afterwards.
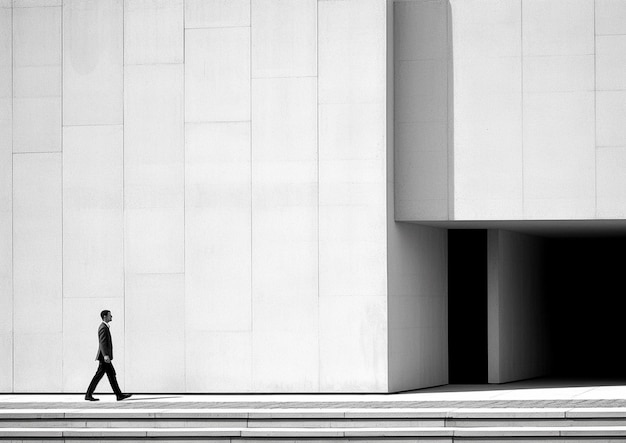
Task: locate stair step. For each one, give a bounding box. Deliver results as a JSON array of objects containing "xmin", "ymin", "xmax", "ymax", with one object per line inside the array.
[
  {"xmin": 4, "ymin": 407, "xmax": 626, "ymax": 418},
  {"xmin": 5, "ymin": 408, "xmax": 626, "ymax": 439},
  {"xmin": 5, "ymin": 425, "xmax": 626, "ymax": 439}
]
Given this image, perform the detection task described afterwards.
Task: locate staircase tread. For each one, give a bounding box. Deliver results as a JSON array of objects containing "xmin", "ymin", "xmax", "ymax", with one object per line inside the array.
[
  {"xmin": 5, "ymin": 425, "xmax": 626, "ymax": 437},
  {"xmin": 4, "ymin": 406, "xmax": 626, "ymax": 419}
]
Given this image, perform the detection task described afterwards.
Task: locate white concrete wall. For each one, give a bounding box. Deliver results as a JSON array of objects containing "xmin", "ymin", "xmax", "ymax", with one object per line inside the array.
[
  {"xmin": 11, "ymin": 0, "xmax": 63, "ymax": 392},
  {"xmin": 184, "ymin": 1, "xmax": 251, "ymax": 392},
  {"xmin": 596, "ymin": 0, "xmax": 626, "ymax": 218},
  {"xmin": 250, "ymin": 0, "xmax": 319, "ymax": 391},
  {"xmin": 451, "ymin": 0, "xmax": 621, "ymax": 221},
  {"xmin": 318, "ymin": 0, "xmax": 388, "ymax": 392},
  {"xmin": 522, "ymin": 0, "xmax": 595, "ymax": 219},
  {"xmin": 398, "ymin": 0, "xmax": 626, "ymax": 222},
  {"xmin": 3, "ymin": 0, "xmax": 390, "ymax": 393},
  {"xmin": 387, "ymin": 224, "xmax": 448, "ymax": 391},
  {"xmin": 12, "ymin": 2, "xmax": 61, "ymax": 154},
  {"xmin": 13, "ymin": 153, "xmax": 63, "ymax": 391},
  {"xmin": 388, "ymin": 1, "xmax": 448, "ymax": 392},
  {"xmin": 0, "ymin": 2, "xmax": 12, "ymax": 392},
  {"xmin": 394, "ymin": 0, "xmax": 449, "ymax": 221},
  {"xmin": 452, "ymin": 0, "xmax": 523, "ymax": 220},
  {"xmin": 61, "ymin": 0, "xmax": 126, "ymax": 394},
  {"xmin": 488, "ymin": 229, "xmax": 549, "ymax": 383}
]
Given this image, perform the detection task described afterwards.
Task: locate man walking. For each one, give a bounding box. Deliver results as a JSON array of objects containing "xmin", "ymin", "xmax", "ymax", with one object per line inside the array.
[{"xmin": 85, "ymin": 310, "xmax": 132, "ymax": 401}]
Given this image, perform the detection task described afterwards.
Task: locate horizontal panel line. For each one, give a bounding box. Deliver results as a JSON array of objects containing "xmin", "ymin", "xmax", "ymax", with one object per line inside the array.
[
  {"xmin": 185, "ymin": 25, "xmax": 251, "ymax": 30},
  {"xmin": 318, "ymin": 101, "xmax": 384, "ymax": 106},
  {"xmin": 13, "ymin": 63, "xmax": 63, "ymax": 69},
  {"xmin": 523, "ymin": 90, "xmax": 595, "ymax": 94},
  {"xmin": 185, "ymin": 120, "xmax": 251, "ymax": 124},
  {"xmin": 12, "ymin": 332, "xmax": 63, "ymax": 337},
  {"xmin": 251, "ymin": 75, "xmax": 318, "ymax": 80},
  {"xmin": 124, "ymin": 62, "xmax": 184, "ymax": 67},
  {"xmin": 454, "ymin": 55, "xmax": 522, "ymax": 60},
  {"xmin": 12, "ymin": 151, "xmax": 61, "ymax": 155},
  {"xmin": 63, "ymin": 123, "xmax": 123, "ymax": 128},
  {"xmin": 397, "ymin": 57, "xmax": 449, "ymax": 62},
  {"xmin": 13, "ymin": 64, "xmax": 60, "ymax": 68},
  {"xmin": 596, "ymin": 145, "xmax": 626, "ymax": 149},
  {"xmin": 12, "ymin": 92, "xmax": 61, "ymax": 96},
  {"xmin": 521, "ymin": 53, "xmax": 595, "ymax": 58},
  {"xmin": 396, "ymin": 120, "xmax": 448, "ymax": 124},
  {"xmin": 7, "ymin": 4, "xmax": 63, "ymax": 9},
  {"xmin": 62, "ymin": 296, "xmax": 124, "ymax": 299},
  {"xmin": 125, "ymin": 272, "xmax": 185, "ymax": 276},
  {"xmin": 11, "ymin": 5, "xmax": 61, "ymax": 9}
]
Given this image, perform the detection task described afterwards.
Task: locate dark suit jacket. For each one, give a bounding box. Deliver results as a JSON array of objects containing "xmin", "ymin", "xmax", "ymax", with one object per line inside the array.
[{"xmin": 95, "ymin": 322, "xmax": 113, "ymax": 361}]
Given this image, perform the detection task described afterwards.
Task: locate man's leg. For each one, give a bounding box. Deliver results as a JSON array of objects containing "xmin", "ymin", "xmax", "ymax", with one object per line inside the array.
[
  {"xmin": 103, "ymin": 362, "xmax": 124, "ymax": 398},
  {"xmin": 85, "ymin": 361, "xmax": 106, "ymax": 399}
]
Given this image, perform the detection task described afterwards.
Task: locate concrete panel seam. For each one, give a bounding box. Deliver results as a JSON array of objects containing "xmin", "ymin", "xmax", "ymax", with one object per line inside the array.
[
  {"xmin": 122, "ymin": 0, "xmax": 126, "ymax": 393},
  {"xmin": 249, "ymin": 0, "xmax": 253, "ymax": 388},
  {"xmin": 594, "ymin": 0, "xmax": 598, "ymax": 218},
  {"xmin": 60, "ymin": 0, "xmax": 64, "ymax": 391},
  {"xmin": 316, "ymin": 0, "xmax": 320, "ymax": 393},
  {"xmin": 521, "ymin": 0, "xmax": 525, "ymax": 217},
  {"xmin": 183, "ymin": 0, "xmax": 186, "ymax": 392},
  {"xmin": 11, "ymin": 0, "xmax": 14, "ymax": 393}
]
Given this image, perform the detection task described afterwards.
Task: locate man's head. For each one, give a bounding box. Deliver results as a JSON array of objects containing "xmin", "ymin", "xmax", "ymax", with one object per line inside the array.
[{"xmin": 100, "ymin": 310, "xmax": 112, "ymax": 323}]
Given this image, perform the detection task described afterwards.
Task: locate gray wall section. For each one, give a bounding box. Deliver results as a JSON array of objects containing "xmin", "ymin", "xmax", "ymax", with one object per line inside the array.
[
  {"xmin": 488, "ymin": 229, "xmax": 549, "ymax": 384},
  {"xmin": 387, "ymin": 223, "xmax": 448, "ymax": 392},
  {"xmin": 394, "ymin": 0, "xmax": 450, "ymax": 221},
  {"xmin": 0, "ymin": 5, "xmax": 12, "ymax": 392},
  {"xmin": 388, "ymin": 0, "xmax": 448, "ymax": 393},
  {"xmin": 4, "ymin": 0, "xmax": 390, "ymax": 393}
]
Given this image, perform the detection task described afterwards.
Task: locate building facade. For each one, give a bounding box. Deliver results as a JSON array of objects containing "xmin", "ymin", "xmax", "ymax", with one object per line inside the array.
[{"xmin": 1, "ymin": 0, "xmax": 624, "ymax": 393}]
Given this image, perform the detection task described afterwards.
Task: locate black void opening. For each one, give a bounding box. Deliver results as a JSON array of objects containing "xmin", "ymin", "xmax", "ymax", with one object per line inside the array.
[
  {"xmin": 448, "ymin": 229, "xmax": 488, "ymax": 384},
  {"xmin": 546, "ymin": 236, "xmax": 626, "ymax": 378},
  {"xmin": 447, "ymin": 230, "xmax": 626, "ymax": 383}
]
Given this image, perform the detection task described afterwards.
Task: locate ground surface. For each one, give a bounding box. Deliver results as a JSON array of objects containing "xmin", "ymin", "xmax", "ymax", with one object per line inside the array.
[{"xmin": 3, "ymin": 377, "xmax": 626, "ymax": 409}]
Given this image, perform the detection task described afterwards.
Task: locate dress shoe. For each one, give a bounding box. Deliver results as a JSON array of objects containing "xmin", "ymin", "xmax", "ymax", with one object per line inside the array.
[
  {"xmin": 117, "ymin": 393, "xmax": 132, "ymax": 401},
  {"xmin": 84, "ymin": 396, "xmax": 99, "ymax": 401}
]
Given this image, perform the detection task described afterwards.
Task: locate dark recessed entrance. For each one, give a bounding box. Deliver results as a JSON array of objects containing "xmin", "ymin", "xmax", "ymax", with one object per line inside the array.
[
  {"xmin": 546, "ymin": 237, "xmax": 626, "ymax": 378},
  {"xmin": 448, "ymin": 227, "xmax": 626, "ymax": 384},
  {"xmin": 448, "ymin": 229, "xmax": 488, "ymax": 384}
]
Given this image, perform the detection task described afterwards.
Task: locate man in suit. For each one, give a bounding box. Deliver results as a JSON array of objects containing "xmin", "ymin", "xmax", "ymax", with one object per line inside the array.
[{"xmin": 85, "ymin": 310, "xmax": 132, "ymax": 401}]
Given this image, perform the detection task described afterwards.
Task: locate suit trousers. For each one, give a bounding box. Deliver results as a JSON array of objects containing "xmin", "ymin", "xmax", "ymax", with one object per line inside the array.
[{"xmin": 86, "ymin": 360, "xmax": 123, "ymax": 397}]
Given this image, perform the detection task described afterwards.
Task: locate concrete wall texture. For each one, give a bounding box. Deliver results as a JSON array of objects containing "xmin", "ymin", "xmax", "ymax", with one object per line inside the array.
[
  {"xmin": 0, "ymin": 0, "xmax": 409, "ymax": 393},
  {"xmin": 394, "ymin": 0, "xmax": 451, "ymax": 221},
  {"xmin": 3, "ymin": 0, "xmax": 625, "ymax": 393},
  {"xmin": 387, "ymin": 1, "xmax": 449, "ymax": 394},
  {"xmin": 488, "ymin": 230, "xmax": 549, "ymax": 384},
  {"xmin": 396, "ymin": 0, "xmax": 626, "ymax": 222}
]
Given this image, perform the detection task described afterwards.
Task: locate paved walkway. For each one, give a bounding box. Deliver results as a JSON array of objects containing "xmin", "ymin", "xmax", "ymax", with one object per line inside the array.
[{"xmin": 3, "ymin": 377, "xmax": 626, "ymax": 409}]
